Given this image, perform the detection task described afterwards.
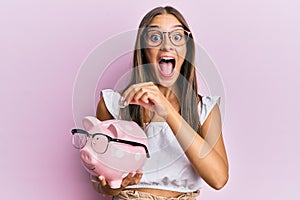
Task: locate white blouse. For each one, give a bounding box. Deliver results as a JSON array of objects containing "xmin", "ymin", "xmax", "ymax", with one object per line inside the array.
[{"xmin": 101, "ymin": 89, "xmax": 221, "ymax": 192}]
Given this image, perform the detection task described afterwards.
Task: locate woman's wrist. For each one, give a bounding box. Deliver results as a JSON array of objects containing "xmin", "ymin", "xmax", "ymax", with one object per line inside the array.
[{"xmin": 164, "ymin": 102, "xmax": 180, "ymax": 124}]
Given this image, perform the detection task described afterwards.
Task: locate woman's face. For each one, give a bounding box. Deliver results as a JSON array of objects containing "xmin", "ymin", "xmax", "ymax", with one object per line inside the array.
[{"xmin": 144, "ymin": 13, "xmax": 187, "ymax": 88}]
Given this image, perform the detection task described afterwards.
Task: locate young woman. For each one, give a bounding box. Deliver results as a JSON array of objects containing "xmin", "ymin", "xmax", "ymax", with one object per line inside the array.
[{"xmin": 93, "ymin": 6, "xmax": 229, "ymax": 199}]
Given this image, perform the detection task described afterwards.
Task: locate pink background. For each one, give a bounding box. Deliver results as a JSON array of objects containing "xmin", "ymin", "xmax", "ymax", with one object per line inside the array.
[{"xmin": 1, "ymin": 0, "xmax": 300, "ymax": 199}]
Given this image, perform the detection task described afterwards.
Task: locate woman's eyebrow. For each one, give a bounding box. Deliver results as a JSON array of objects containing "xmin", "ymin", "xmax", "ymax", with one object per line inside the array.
[
  {"xmin": 172, "ymin": 25, "xmax": 184, "ymax": 28},
  {"xmin": 147, "ymin": 25, "xmax": 159, "ymax": 29},
  {"xmin": 147, "ymin": 25, "xmax": 184, "ymax": 29}
]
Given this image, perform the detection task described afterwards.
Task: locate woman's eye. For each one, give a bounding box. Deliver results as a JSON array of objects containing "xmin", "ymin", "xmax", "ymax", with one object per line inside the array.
[
  {"xmin": 173, "ymin": 34, "xmax": 183, "ymax": 41},
  {"xmin": 150, "ymin": 34, "xmax": 161, "ymax": 42}
]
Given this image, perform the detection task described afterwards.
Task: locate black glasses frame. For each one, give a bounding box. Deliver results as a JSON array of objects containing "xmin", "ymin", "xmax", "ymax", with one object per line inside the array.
[{"xmin": 71, "ymin": 129, "xmax": 150, "ymax": 158}]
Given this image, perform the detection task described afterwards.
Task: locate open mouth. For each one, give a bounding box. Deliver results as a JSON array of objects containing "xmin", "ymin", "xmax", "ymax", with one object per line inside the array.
[{"xmin": 158, "ymin": 57, "xmax": 176, "ymax": 77}]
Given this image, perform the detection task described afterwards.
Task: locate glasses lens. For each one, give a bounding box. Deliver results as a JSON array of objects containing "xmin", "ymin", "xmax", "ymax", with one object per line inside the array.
[
  {"xmin": 145, "ymin": 30, "xmax": 162, "ymax": 47},
  {"xmin": 170, "ymin": 29, "xmax": 188, "ymax": 46},
  {"xmin": 72, "ymin": 133, "xmax": 87, "ymax": 149},
  {"xmin": 92, "ymin": 134, "xmax": 109, "ymax": 154}
]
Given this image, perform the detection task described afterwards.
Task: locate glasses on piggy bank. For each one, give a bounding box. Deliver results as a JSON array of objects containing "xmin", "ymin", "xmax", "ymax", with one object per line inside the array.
[{"xmin": 71, "ymin": 128, "xmax": 150, "ymax": 158}]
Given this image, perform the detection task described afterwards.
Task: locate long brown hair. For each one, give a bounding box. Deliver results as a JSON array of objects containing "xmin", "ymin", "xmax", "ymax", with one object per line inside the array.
[{"xmin": 125, "ymin": 6, "xmax": 202, "ymax": 133}]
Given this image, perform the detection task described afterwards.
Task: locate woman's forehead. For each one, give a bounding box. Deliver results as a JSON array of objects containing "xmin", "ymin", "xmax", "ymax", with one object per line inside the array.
[{"xmin": 148, "ymin": 14, "xmax": 182, "ymax": 29}]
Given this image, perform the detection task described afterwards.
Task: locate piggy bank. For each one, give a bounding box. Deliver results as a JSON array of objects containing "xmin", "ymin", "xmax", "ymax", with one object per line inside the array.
[{"xmin": 71, "ymin": 116, "xmax": 149, "ymax": 188}]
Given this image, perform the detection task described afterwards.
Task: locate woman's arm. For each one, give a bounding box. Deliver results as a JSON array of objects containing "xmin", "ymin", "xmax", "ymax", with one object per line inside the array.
[
  {"xmin": 96, "ymin": 97, "xmax": 114, "ymax": 121},
  {"xmin": 121, "ymin": 82, "xmax": 229, "ymax": 190},
  {"xmin": 167, "ymin": 103, "xmax": 229, "ymax": 190}
]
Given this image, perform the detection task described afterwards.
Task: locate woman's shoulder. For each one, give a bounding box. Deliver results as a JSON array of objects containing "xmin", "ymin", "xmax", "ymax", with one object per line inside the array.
[
  {"xmin": 198, "ymin": 95, "xmax": 221, "ymax": 124},
  {"xmin": 101, "ymin": 88, "xmax": 118, "ymax": 96},
  {"xmin": 100, "ymin": 89, "xmax": 121, "ymax": 119}
]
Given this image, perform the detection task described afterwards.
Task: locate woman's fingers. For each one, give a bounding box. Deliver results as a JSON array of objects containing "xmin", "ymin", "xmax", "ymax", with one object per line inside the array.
[
  {"xmin": 97, "ymin": 172, "xmax": 142, "ymax": 189},
  {"xmin": 122, "ymin": 82, "xmax": 158, "ymax": 106},
  {"xmin": 121, "ymin": 172, "xmax": 143, "ymax": 187},
  {"xmin": 133, "ymin": 88, "xmax": 150, "ymax": 104},
  {"xmin": 122, "ymin": 82, "xmax": 154, "ymax": 100},
  {"xmin": 120, "ymin": 82, "xmax": 172, "ymax": 117},
  {"xmin": 98, "ymin": 175, "xmax": 107, "ymax": 187}
]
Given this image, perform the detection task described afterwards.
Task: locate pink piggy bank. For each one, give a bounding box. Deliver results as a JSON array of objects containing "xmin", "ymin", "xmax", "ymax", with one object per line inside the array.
[{"xmin": 71, "ymin": 116, "xmax": 149, "ymax": 188}]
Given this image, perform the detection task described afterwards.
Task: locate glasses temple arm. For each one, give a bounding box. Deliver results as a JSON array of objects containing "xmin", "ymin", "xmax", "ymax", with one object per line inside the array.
[
  {"xmin": 111, "ymin": 138, "xmax": 150, "ymax": 158},
  {"xmin": 71, "ymin": 128, "xmax": 89, "ymax": 135},
  {"xmin": 139, "ymin": 143, "xmax": 150, "ymax": 158}
]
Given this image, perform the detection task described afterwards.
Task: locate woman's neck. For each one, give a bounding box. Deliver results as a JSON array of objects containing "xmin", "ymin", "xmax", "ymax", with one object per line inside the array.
[
  {"xmin": 158, "ymin": 84, "xmax": 180, "ymax": 99},
  {"xmin": 158, "ymin": 84, "xmax": 181, "ymax": 113}
]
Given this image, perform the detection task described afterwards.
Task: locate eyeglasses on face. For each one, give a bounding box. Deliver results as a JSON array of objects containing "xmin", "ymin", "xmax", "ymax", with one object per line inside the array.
[
  {"xmin": 71, "ymin": 129, "xmax": 150, "ymax": 158},
  {"xmin": 143, "ymin": 28, "xmax": 191, "ymax": 47}
]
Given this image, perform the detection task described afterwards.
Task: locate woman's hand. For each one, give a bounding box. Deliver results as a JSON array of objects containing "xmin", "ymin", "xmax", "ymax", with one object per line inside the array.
[
  {"xmin": 119, "ymin": 172, "xmax": 143, "ymax": 187},
  {"xmin": 92, "ymin": 172, "xmax": 143, "ymax": 196},
  {"xmin": 121, "ymin": 82, "xmax": 173, "ymax": 118}
]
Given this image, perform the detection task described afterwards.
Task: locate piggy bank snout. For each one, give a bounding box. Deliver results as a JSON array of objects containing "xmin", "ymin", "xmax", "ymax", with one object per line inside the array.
[{"xmin": 80, "ymin": 149, "xmax": 94, "ymax": 164}]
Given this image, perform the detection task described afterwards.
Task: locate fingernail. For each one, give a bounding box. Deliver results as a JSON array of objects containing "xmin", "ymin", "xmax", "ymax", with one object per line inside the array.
[
  {"xmin": 130, "ymin": 172, "xmax": 136, "ymax": 177},
  {"xmin": 119, "ymin": 100, "xmax": 127, "ymax": 108},
  {"xmin": 99, "ymin": 175, "xmax": 104, "ymax": 181},
  {"xmin": 120, "ymin": 96, "xmax": 124, "ymax": 101}
]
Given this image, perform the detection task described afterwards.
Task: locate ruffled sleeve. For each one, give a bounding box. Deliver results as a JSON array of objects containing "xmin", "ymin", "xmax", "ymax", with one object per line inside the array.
[
  {"xmin": 198, "ymin": 96, "xmax": 221, "ymax": 124},
  {"xmin": 101, "ymin": 89, "xmax": 121, "ymax": 119}
]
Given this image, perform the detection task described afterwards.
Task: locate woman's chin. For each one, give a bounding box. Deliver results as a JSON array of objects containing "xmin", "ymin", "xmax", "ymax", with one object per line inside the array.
[{"xmin": 156, "ymin": 72, "xmax": 179, "ymax": 88}]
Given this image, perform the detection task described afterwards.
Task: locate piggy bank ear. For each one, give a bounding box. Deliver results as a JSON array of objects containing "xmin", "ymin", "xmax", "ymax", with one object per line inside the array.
[
  {"xmin": 107, "ymin": 124, "xmax": 119, "ymax": 138},
  {"xmin": 82, "ymin": 116, "xmax": 101, "ymax": 131}
]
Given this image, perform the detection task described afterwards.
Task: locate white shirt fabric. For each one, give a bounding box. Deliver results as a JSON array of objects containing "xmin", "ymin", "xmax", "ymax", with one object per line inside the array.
[{"xmin": 101, "ymin": 89, "xmax": 221, "ymax": 192}]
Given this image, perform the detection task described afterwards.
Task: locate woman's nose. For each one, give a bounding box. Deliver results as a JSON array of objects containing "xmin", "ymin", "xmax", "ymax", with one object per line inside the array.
[{"xmin": 160, "ymin": 33, "xmax": 173, "ymax": 51}]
